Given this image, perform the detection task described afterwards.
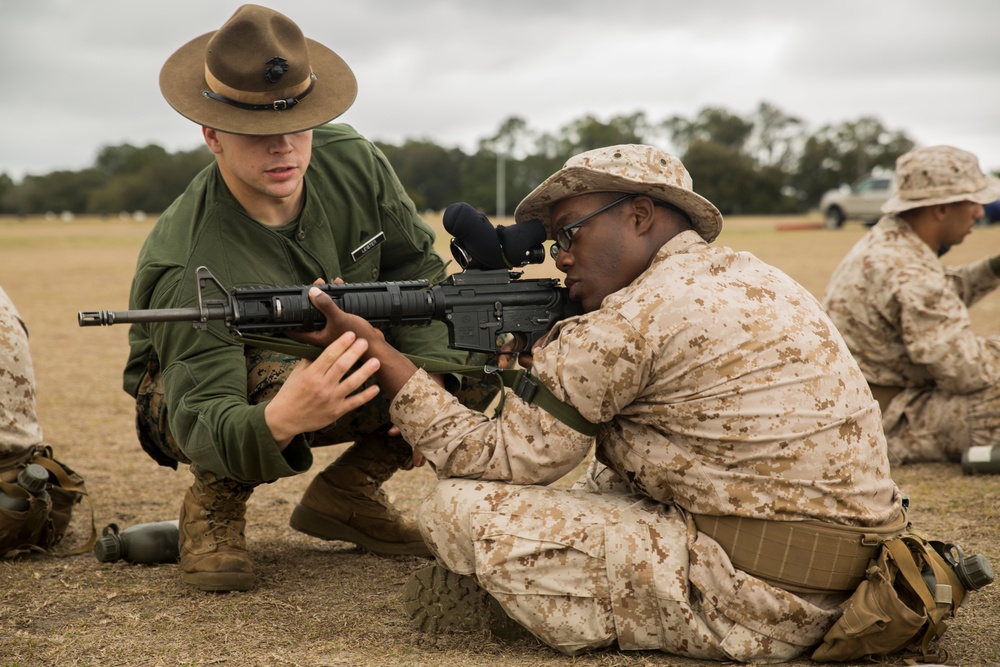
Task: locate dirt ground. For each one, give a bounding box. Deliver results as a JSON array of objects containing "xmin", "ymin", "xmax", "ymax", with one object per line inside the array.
[{"xmin": 1, "ymin": 214, "xmax": 997, "ymax": 667}]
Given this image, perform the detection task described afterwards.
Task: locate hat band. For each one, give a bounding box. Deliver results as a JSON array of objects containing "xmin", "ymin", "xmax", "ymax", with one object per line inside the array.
[
  {"xmin": 899, "ymin": 179, "xmax": 987, "ymax": 202},
  {"xmin": 203, "ymin": 68, "xmax": 316, "ymax": 112}
]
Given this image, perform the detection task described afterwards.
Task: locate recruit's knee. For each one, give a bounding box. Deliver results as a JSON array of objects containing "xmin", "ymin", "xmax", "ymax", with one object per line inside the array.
[{"xmin": 417, "ymin": 479, "xmax": 498, "ymax": 574}]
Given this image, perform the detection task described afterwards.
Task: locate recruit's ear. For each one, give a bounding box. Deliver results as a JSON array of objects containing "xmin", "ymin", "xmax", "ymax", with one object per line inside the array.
[{"xmin": 630, "ymin": 196, "xmax": 657, "ymax": 233}]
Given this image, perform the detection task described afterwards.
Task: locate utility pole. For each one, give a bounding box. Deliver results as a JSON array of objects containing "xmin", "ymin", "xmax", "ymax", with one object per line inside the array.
[{"xmin": 496, "ymin": 150, "xmax": 506, "ymax": 218}]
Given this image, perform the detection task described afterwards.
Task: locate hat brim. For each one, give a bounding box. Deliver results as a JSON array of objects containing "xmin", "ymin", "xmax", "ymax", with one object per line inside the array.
[
  {"xmin": 882, "ymin": 177, "xmax": 1000, "ymax": 214},
  {"xmin": 513, "ymin": 167, "xmax": 723, "ymax": 243},
  {"xmin": 159, "ymin": 32, "xmax": 358, "ymax": 135}
]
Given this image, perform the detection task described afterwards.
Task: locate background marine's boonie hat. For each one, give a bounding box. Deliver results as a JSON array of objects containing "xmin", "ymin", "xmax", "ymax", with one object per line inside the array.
[
  {"xmin": 159, "ymin": 4, "xmax": 357, "ymax": 135},
  {"xmin": 882, "ymin": 145, "xmax": 1000, "ymax": 214},
  {"xmin": 513, "ymin": 144, "xmax": 723, "ymax": 243}
]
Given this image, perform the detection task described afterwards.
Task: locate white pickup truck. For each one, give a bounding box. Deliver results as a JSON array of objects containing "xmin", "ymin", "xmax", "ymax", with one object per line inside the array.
[{"xmin": 818, "ymin": 172, "xmax": 894, "ymax": 229}]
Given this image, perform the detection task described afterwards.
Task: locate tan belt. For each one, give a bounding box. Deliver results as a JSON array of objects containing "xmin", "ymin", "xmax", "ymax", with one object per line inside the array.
[
  {"xmin": 868, "ymin": 383, "xmax": 903, "ymax": 414},
  {"xmin": 692, "ymin": 510, "xmax": 908, "ymax": 594}
]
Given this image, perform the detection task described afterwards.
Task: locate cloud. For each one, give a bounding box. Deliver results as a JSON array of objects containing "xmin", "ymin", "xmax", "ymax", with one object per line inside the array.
[{"xmin": 2, "ymin": 0, "xmax": 999, "ymax": 181}]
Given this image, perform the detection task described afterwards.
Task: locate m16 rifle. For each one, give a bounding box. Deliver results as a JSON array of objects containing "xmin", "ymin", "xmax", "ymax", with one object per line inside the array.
[{"xmin": 78, "ymin": 203, "xmax": 582, "ymax": 355}]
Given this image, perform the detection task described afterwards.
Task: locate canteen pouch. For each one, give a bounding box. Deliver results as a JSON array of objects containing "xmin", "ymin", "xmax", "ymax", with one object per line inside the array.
[
  {"xmin": 0, "ymin": 443, "xmax": 94, "ymax": 557},
  {"xmin": 813, "ymin": 533, "xmax": 969, "ymax": 664}
]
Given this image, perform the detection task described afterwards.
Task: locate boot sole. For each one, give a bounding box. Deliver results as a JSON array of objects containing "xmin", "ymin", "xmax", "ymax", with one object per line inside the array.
[
  {"xmin": 289, "ymin": 503, "xmax": 432, "ymax": 557},
  {"xmin": 181, "ymin": 571, "xmax": 255, "ymax": 592},
  {"xmin": 402, "ymin": 565, "xmax": 532, "ymax": 642}
]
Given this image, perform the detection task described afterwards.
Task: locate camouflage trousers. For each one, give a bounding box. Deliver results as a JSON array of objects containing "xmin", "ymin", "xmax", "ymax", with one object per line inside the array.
[
  {"xmin": 884, "ymin": 384, "xmax": 1000, "ymax": 464},
  {"xmin": 134, "ymin": 346, "xmax": 497, "ymax": 491},
  {"xmin": 417, "ymin": 476, "xmax": 831, "ymax": 661}
]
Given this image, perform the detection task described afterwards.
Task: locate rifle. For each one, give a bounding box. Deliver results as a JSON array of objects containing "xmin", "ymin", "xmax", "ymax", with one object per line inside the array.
[{"xmin": 78, "ymin": 203, "xmax": 583, "ymax": 355}]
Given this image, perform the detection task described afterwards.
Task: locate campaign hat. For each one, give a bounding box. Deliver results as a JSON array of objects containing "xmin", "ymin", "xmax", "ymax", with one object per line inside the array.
[{"xmin": 159, "ymin": 4, "xmax": 357, "ymax": 135}]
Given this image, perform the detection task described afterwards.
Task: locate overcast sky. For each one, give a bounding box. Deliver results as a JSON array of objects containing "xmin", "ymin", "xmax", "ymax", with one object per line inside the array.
[{"xmin": 3, "ymin": 0, "xmax": 999, "ymax": 182}]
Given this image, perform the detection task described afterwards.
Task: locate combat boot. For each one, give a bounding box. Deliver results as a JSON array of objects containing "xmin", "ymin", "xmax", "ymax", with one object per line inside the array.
[
  {"xmin": 289, "ymin": 435, "xmax": 429, "ymax": 556},
  {"xmin": 179, "ymin": 478, "xmax": 255, "ymax": 592},
  {"xmin": 402, "ymin": 565, "xmax": 532, "ymax": 642}
]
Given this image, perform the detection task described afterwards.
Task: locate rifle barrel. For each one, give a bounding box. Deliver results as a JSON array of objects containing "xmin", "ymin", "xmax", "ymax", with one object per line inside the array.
[{"xmin": 77, "ymin": 306, "xmax": 227, "ymax": 327}]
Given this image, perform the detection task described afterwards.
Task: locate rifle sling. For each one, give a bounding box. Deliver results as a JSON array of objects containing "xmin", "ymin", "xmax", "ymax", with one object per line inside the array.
[{"xmin": 237, "ymin": 333, "xmax": 598, "ymax": 436}]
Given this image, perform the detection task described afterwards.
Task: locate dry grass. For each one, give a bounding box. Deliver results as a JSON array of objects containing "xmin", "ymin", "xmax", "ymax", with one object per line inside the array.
[{"xmin": 0, "ymin": 214, "xmax": 998, "ymax": 667}]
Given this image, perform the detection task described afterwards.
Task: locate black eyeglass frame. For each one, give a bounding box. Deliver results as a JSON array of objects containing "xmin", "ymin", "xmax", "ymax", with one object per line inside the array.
[
  {"xmin": 549, "ymin": 194, "xmax": 690, "ymax": 259},
  {"xmin": 549, "ymin": 194, "xmax": 636, "ymax": 259}
]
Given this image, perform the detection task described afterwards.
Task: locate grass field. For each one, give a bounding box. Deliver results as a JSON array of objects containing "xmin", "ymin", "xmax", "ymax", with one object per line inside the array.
[{"xmin": 1, "ymin": 213, "xmax": 998, "ymax": 667}]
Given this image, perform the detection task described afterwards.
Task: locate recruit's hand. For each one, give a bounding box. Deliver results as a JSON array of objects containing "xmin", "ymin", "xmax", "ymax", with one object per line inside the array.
[
  {"xmin": 292, "ymin": 286, "xmax": 387, "ymax": 349},
  {"xmin": 496, "ymin": 334, "xmax": 541, "ymax": 371},
  {"xmin": 264, "ymin": 331, "xmax": 381, "ymax": 449},
  {"xmin": 294, "ymin": 286, "xmax": 420, "ymax": 402}
]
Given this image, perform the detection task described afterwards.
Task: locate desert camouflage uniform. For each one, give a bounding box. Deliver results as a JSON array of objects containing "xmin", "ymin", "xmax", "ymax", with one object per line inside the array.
[
  {"xmin": 392, "ymin": 230, "xmax": 901, "ymax": 660},
  {"xmin": 823, "ymin": 215, "xmax": 1000, "ymax": 463},
  {"xmin": 0, "ymin": 287, "xmax": 43, "ymax": 449}
]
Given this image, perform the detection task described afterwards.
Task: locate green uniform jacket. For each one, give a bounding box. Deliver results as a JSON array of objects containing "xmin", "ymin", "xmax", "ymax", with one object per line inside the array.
[{"xmin": 123, "ymin": 124, "xmax": 462, "ymax": 484}]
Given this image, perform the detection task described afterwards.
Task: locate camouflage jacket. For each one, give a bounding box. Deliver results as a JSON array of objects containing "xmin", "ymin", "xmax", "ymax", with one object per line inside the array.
[
  {"xmin": 0, "ymin": 286, "xmax": 43, "ymax": 448},
  {"xmin": 393, "ymin": 230, "xmax": 899, "ymax": 527},
  {"xmin": 823, "ymin": 215, "xmax": 1000, "ymax": 394}
]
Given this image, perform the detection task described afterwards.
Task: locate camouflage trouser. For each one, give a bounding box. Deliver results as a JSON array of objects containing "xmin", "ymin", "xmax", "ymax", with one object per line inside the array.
[
  {"xmin": 134, "ymin": 346, "xmax": 497, "ymax": 491},
  {"xmin": 418, "ymin": 476, "xmax": 832, "ymax": 661},
  {"xmin": 884, "ymin": 384, "xmax": 1000, "ymax": 464}
]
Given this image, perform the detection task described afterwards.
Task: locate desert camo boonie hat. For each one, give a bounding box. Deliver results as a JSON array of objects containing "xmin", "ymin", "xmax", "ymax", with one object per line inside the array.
[
  {"xmin": 513, "ymin": 144, "xmax": 723, "ymax": 243},
  {"xmin": 882, "ymin": 145, "xmax": 1000, "ymax": 214},
  {"xmin": 159, "ymin": 4, "xmax": 357, "ymax": 135}
]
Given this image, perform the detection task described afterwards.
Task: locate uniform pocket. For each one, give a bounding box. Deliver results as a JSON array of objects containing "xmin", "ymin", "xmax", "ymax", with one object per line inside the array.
[{"xmin": 471, "ymin": 511, "xmax": 608, "ymax": 598}]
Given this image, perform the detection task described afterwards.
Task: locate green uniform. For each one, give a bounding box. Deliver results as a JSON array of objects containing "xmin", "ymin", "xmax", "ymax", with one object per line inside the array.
[{"xmin": 123, "ymin": 123, "xmax": 463, "ymax": 484}]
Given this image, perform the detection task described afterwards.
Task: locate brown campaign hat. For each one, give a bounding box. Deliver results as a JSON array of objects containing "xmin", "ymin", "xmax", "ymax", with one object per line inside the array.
[
  {"xmin": 882, "ymin": 145, "xmax": 1000, "ymax": 214},
  {"xmin": 159, "ymin": 4, "xmax": 357, "ymax": 135},
  {"xmin": 514, "ymin": 144, "xmax": 723, "ymax": 243}
]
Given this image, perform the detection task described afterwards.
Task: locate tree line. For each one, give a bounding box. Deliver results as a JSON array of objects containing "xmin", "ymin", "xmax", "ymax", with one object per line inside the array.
[{"xmin": 0, "ymin": 101, "xmax": 921, "ymax": 218}]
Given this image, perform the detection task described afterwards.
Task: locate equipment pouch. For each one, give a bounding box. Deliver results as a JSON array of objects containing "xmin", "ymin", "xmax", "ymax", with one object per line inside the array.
[
  {"xmin": 0, "ymin": 443, "xmax": 95, "ymax": 557},
  {"xmin": 813, "ymin": 532, "xmax": 979, "ymax": 664}
]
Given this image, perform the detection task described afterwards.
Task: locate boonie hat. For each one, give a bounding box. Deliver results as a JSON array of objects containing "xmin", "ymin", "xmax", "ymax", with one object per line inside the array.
[
  {"xmin": 159, "ymin": 4, "xmax": 357, "ymax": 135},
  {"xmin": 514, "ymin": 144, "xmax": 723, "ymax": 243},
  {"xmin": 881, "ymin": 145, "xmax": 1000, "ymax": 214}
]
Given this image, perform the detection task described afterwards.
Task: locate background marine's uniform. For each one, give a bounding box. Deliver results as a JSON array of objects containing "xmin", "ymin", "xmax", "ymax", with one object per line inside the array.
[{"xmin": 824, "ymin": 214, "xmax": 1000, "ymax": 463}]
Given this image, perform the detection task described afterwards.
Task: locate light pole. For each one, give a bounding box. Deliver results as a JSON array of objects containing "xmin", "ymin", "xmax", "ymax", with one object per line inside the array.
[{"xmin": 496, "ymin": 150, "xmax": 506, "ymax": 218}]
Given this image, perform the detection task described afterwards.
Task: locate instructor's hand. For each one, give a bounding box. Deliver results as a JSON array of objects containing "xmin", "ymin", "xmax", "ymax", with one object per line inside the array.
[{"xmin": 265, "ymin": 331, "xmax": 380, "ymax": 449}]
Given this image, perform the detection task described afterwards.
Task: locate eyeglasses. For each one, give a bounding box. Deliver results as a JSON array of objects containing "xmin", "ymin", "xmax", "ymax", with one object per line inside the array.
[{"xmin": 549, "ymin": 195, "xmax": 636, "ymax": 259}]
